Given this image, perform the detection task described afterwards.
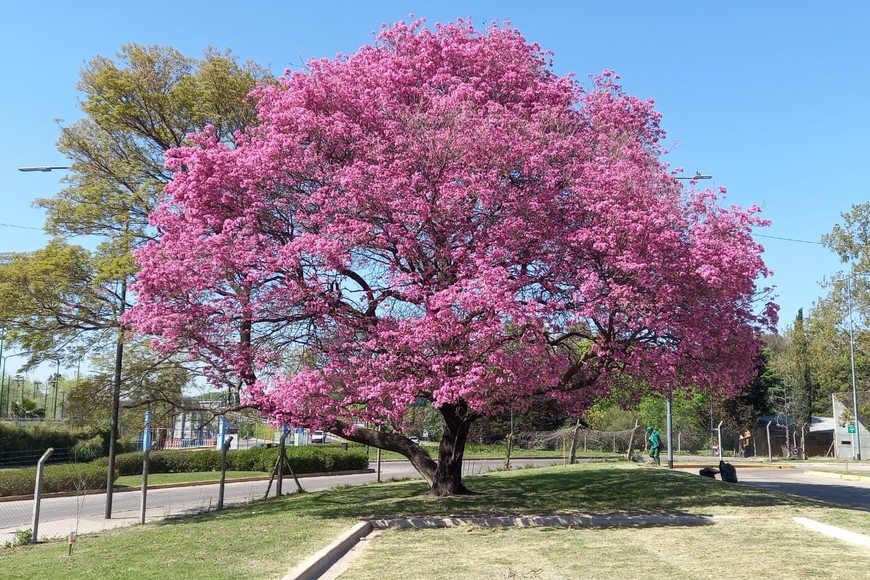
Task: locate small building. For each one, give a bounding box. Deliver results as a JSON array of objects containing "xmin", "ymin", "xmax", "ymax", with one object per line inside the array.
[{"xmin": 831, "ymin": 394, "xmax": 869, "ymax": 460}]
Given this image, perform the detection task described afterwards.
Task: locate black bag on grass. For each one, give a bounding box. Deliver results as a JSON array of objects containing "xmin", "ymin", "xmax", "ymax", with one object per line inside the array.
[{"xmin": 719, "ymin": 460, "xmax": 738, "ymax": 483}]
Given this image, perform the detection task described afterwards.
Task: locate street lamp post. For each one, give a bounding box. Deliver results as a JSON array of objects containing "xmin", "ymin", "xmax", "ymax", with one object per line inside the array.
[
  {"xmin": 666, "ymin": 388, "xmax": 674, "ymax": 469},
  {"xmin": 664, "ymin": 171, "xmax": 712, "ymax": 468},
  {"xmin": 14, "ymin": 374, "xmax": 24, "ymax": 418},
  {"xmin": 675, "ymin": 172, "xmax": 712, "ymax": 181},
  {"xmin": 18, "ymin": 166, "xmax": 70, "ymax": 172},
  {"xmin": 52, "ymin": 360, "xmax": 61, "ymax": 420},
  {"xmin": 19, "ymin": 163, "xmax": 127, "ymax": 517},
  {"xmin": 847, "ymin": 275, "xmax": 863, "ymax": 460}
]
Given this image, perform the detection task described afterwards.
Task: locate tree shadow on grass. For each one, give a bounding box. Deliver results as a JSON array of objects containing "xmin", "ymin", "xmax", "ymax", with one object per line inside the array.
[{"xmin": 158, "ymin": 464, "xmax": 837, "ymax": 530}]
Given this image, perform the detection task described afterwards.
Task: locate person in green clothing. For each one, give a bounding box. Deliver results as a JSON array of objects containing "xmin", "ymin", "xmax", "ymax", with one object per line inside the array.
[{"xmin": 647, "ymin": 426, "xmax": 662, "ymax": 465}]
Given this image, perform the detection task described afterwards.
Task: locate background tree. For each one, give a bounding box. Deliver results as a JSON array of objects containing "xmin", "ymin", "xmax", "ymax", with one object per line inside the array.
[
  {"xmin": 0, "ymin": 44, "xmax": 271, "ymax": 514},
  {"xmin": 581, "ymin": 400, "xmax": 637, "ymax": 433},
  {"xmin": 771, "ymin": 310, "xmax": 817, "ymax": 455},
  {"xmin": 820, "ymin": 202, "xmax": 870, "ymax": 428},
  {"xmin": 130, "ymin": 20, "xmax": 776, "ymax": 496},
  {"xmin": 2, "ymin": 45, "xmax": 270, "ymax": 370},
  {"xmin": 64, "ymin": 339, "xmax": 188, "ymax": 429},
  {"xmin": 10, "ymin": 398, "xmax": 45, "ymax": 420},
  {"xmin": 720, "ymin": 348, "xmax": 778, "ymax": 430}
]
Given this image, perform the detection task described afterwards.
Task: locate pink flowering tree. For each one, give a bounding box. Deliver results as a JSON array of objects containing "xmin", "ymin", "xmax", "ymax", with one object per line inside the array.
[{"xmin": 128, "ymin": 20, "xmax": 776, "ymax": 496}]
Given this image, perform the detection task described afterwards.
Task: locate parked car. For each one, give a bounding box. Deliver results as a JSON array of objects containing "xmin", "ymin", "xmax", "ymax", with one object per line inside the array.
[
  {"xmin": 311, "ymin": 430, "xmax": 325, "ymax": 444},
  {"xmin": 409, "ymin": 436, "xmax": 420, "ymax": 444}
]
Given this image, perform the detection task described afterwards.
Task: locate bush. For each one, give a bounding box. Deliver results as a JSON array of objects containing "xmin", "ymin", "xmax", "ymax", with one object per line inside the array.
[
  {"xmin": 0, "ymin": 445, "xmax": 369, "ymax": 496},
  {"xmin": 230, "ymin": 446, "xmax": 279, "ymax": 472},
  {"xmin": 0, "ymin": 462, "xmax": 107, "ymax": 497},
  {"xmin": 0, "ymin": 423, "xmax": 111, "ymax": 466},
  {"xmin": 92, "ymin": 452, "xmax": 145, "ymax": 477},
  {"xmin": 109, "ymin": 446, "xmax": 368, "ymax": 477},
  {"xmin": 72, "ymin": 436, "xmax": 105, "ymax": 463}
]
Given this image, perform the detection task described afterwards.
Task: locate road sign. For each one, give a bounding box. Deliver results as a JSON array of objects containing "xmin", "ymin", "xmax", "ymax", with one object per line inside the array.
[{"xmin": 847, "ymin": 423, "xmax": 856, "ymax": 434}]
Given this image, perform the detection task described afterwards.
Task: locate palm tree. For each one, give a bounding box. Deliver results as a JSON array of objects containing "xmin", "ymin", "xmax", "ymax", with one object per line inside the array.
[{"xmin": 10, "ymin": 397, "xmax": 45, "ymax": 420}]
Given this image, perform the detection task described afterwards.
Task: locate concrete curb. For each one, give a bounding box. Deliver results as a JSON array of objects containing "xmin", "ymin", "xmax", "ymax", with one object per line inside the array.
[
  {"xmin": 804, "ymin": 470, "xmax": 870, "ymax": 482},
  {"xmin": 793, "ymin": 517, "xmax": 870, "ymax": 548},
  {"xmin": 282, "ymin": 521, "xmax": 373, "ymax": 580},
  {"xmin": 671, "ymin": 463, "xmax": 796, "ymax": 470},
  {"xmin": 369, "ymin": 513, "xmax": 730, "ymax": 529}
]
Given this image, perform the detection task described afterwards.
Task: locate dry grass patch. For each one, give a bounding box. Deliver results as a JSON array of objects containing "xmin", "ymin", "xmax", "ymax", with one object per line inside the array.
[{"xmin": 342, "ymin": 516, "xmax": 870, "ymax": 580}]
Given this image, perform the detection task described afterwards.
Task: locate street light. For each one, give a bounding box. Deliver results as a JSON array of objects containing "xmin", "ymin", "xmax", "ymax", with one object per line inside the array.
[
  {"xmin": 14, "ymin": 374, "xmax": 24, "ymax": 417},
  {"xmin": 19, "ymin": 163, "xmax": 127, "ymax": 517},
  {"xmin": 846, "ymin": 274, "xmax": 864, "ymax": 460},
  {"xmin": 18, "ymin": 166, "xmax": 70, "ymax": 172},
  {"xmin": 666, "ymin": 388, "xmax": 674, "ymax": 469},
  {"xmin": 675, "ymin": 172, "xmax": 712, "ymax": 181},
  {"xmin": 665, "ymin": 171, "xmax": 712, "ymax": 469}
]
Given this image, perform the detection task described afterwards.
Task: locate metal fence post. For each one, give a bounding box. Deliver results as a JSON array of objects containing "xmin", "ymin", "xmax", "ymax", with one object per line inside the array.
[
  {"xmin": 140, "ymin": 447, "xmax": 151, "ymax": 525},
  {"xmin": 140, "ymin": 408, "xmax": 153, "ymax": 525},
  {"xmin": 31, "ymin": 447, "xmax": 54, "ymax": 543}
]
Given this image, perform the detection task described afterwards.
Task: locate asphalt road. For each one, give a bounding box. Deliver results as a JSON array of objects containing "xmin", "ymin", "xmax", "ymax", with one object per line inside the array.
[
  {"xmin": 0, "ymin": 457, "xmax": 561, "ymax": 543},
  {"xmin": 719, "ymin": 466, "xmax": 870, "ymax": 511}
]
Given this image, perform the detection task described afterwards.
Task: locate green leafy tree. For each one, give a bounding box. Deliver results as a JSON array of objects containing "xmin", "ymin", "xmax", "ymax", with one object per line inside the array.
[
  {"xmin": 10, "ymin": 398, "xmax": 45, "ymax": 420},
  {"xmin": 717, "ymin": 347, "xmax": 779, "ymax": 447},
  {"xmin": 0, "ymin": 44, "xmax": 271, "ymax": 512},
  {"xmin": 65, "ymin": 338, "xmax": 189, "ymax": 431},
  {"xmin": 2, "ymin": 45, "xmax": 270, "ymax": 368},
  {"xmin": 821, "ymin": 202, "xmax": 870, "ymax": 425},
  {"xmin": 582, "ymin": 400, "xmax": 637, "ymax": 432},
  {"xmin": 0, "ymin": 241, "xmax": 121, "ymax": 363},
  {"xmin": 771, "ymin": 311, "xmax": 817, "ymax": 454}
]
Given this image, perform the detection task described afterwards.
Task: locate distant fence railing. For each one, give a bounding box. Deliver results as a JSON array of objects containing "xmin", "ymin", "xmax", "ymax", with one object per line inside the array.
[{"xmin": 160, "ymin": 438, "xmax": 217, "ymax": 449}]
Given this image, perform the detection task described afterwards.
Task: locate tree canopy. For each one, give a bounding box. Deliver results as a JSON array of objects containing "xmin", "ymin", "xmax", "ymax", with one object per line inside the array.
[
  {"xmin": 129, "ymin": 20, "xmax": 776, "ymax": 494},
  {"xmin": 0, "ymin": 45, "xmax": 269, "ymax": 367}
]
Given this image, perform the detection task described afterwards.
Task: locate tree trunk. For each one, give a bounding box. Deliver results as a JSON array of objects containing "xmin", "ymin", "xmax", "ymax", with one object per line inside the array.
[
  {"xmin": 337, "ymin": 422, "xmax": 439, "ymax": 485},
  {"xmin": 429, "ymin": 403, "xmax": 475, "ymax": 496},
  {"xmin": 568, "ymin": 420, "xmax": 581, "ymax": 464},
  {"xmin": 335, "ymin": 402, "xmax": 477, "ymax": 496}
]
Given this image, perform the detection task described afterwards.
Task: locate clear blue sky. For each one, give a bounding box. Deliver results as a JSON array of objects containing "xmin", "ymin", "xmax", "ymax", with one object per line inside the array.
[{"xmin": 1, "ymin": 1, "xmax": 868, "ymax": 379}]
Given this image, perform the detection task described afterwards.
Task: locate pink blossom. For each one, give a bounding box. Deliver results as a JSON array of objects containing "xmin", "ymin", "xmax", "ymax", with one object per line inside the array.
[{"xmin": 127, "ymin": 18, "xmax": 775, "ymax": 439}]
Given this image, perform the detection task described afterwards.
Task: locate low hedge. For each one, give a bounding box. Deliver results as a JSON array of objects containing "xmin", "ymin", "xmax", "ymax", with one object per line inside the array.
[
  {"xmin": 97, "ymin": 445, "xmax": 369, "ymax": 478},
  {"xmin": 0, "ymin": 445, "xmax": 368, "ymax": 496},
  {"xmin": 0, "ymin": 462, "xmax": 108, "ymax": 497}
]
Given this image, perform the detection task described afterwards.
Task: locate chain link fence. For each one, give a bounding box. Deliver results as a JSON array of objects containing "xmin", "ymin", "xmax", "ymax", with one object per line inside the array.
[{"xmin": 0, "ymin": 427, "xmax": 368, "ymax": 547}]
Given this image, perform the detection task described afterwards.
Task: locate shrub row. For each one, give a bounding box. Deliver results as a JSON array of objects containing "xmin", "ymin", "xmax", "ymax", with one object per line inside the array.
[
  {"xmin": 0, "ymin": 445, "xmax": 367, "ymax": 496},
  {"xmin": 0, "ymin": 423, "xmax": 90, "ymax": 455},
  {"xmin": 0, "ymin": 462, "xmax": 108, "ymax": 497},
  {"xmin": 96, "ymin": 444, "xmax": 369, "ymax": 478}
]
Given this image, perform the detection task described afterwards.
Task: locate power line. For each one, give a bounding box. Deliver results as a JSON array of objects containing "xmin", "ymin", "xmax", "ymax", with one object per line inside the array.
[
  {"xmin": 752, "ymin": 233, "xmax": 824, "ymax": 245},
  {"xmin": 0, "ymin": 221, "xmax": 830, "ymax": 245},
  {"xmin": 0, "ymin": 222, "xmax": 42, "ymax": 231}
]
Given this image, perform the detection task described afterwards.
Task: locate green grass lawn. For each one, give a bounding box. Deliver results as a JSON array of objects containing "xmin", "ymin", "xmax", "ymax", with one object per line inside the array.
[{"xmin": 3, "ymin": 463, "xmax": 869, "ymax": 579}]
